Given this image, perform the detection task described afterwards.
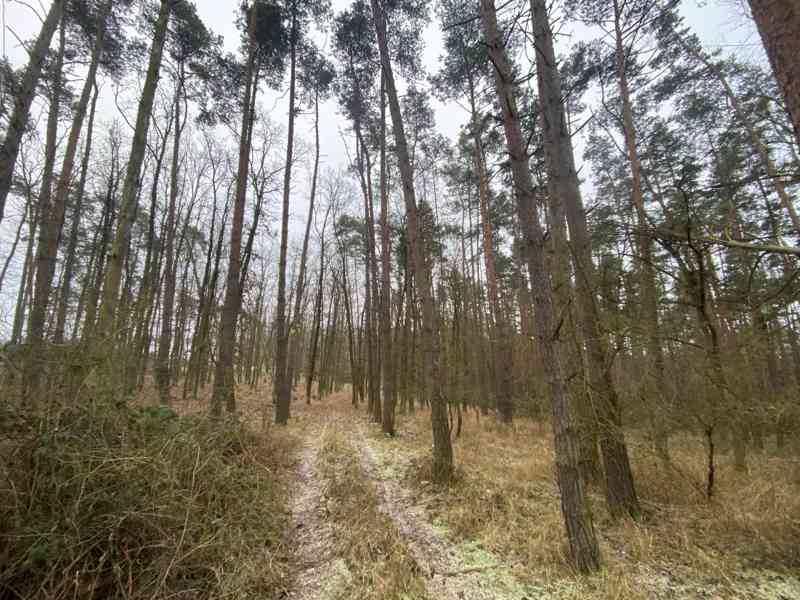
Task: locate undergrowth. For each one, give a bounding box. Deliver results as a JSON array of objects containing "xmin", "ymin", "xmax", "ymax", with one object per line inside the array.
[
  {"xmin": 0, "ymin": 394, "xmax": 293, "ymax": 599},
  {"xmin": 390, "ymin": 406, "xmax": 800, "ymax": 599},
  {"xmin": 318, "ymin": 423, "xmax": 429, "ymax": 600}
]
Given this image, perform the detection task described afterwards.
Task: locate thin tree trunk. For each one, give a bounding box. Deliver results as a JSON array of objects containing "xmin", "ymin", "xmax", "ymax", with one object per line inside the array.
[
  {"xmin": 55, "ymin": 81, "xmax": 100, "ymax": 343},
  {"xmin": 30, "ymin": 3, "xmax": 111, "ymax": 378},
  {"xmin": 306, "ymin": 261, "xmax": 325, "ymax": 402},
  {"xmin": 156, "ymin": 71, "xmax": 187, "ymax": 405},
  {"xmin": 288, "ymin": 85, "xmax": 321, "ymax": 403},
  {"xmin": 611, "ymin": 0, "xmax": 668, "ymax": 459},
  {"xmin": 81, "ymin": 151, "xmax": 119, "ymax": 339},
  {"xmin": 379, "ymin": 73, "xmax": 396, "ymax": 434},
  {"xmin": 11, "ymin": 195, "xmax": 38, "ymax": 345},
  {"xmin": 210, "ymin": 8, "xmax": 258, "ymax": 417},
  {"xmin": 465, "ymin": 58, "xmax": 513, "ymax": 423},
  {"xmin": 354, "ymin": 129, "xmax": 381, "ymax": 421},
  {"xmin": 95, "ymin": 0, "xmax": 172, "ymax": 341},
  {"xmin": 24, "ymin": 18, "xmax": 66, "ymax": 397},
  {"xmin": 339, "ymin": 253, "xmax": 358, "ymax": 406}
]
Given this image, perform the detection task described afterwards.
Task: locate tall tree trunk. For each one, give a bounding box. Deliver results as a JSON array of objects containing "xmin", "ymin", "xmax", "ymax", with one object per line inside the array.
[
  {"xmin": 319, "ymin": 277, "xmax": 339, "ymax": 398},
  {"xmin": 747, "ymin": 0, "xmax": 800, "ymax": 144},
  {"xmin": 480, "ymin": 0, "xmax": 601, "ymax": 572},
  {"xmin": 288, "ymin": 85, "xmax": 321, "ymax": 403},
  {"xmin": 11, "ymin": 190, "xmax": 38, "ymax": 345},
  {"xmin": 82, "ymin": 150, "xmax": 119, "ymax": 339},
  {"xmin": 195, "ymin": 203, "xmax": 227, "ymax": 396},
  {"xmin": 0, "ymin": 0, "xmax": 64, "ymax": 224},
  {"xmin": 464, "ymin": 58, "xmax": 513, "ymax": 424},
  {"xmin": 371, "ymin": 0, "xmax": 453, "ymax": 481},
  {"xmin": 531, "ymin": 0, "xmax": 640, "ymax": 520},
  {"xmin": 354, "ymin": 128, "xmax": 381, "ymax": 422},
  {"xmin": 274, "ymin": 4, "xmax": 298, "ymax": 425},
  {"xmin": 156, "ymin": 70, "xmax": 186, "ymax": 405},
  {"xmin": 210, "ymin": 9, "xmax": 258, "ymax": 417},
  {"xmin": 24, "ymin": 17, "xmax": 66, "ymax": 398},
  {"xmin": 127, "ymin": 115, "xmax": 172, "ymax": 390},
  {"xmin": 30, "ymin": 2, "xmax": 111, "ymax": 377},
  {"xmin": 611, "ymin": 0, "xmax": 668, "ymax": 459},
  {"xmin": 339, "ymin": 254, "xmax": 359, "ymax": 406},
  {"xmin": 95, "ymin": 0, "xmax": 172, "ymax": 341},
  {"xmin": 379, "ymin": 73, "xmax": 396, "ymax": 434},
  {"xmin": 55, "ymin": 81, "xmax": 100, "ymax": 343},
  {"xmin": 306, "ymin": 258, "xmax": 325, "ymax": 402}
]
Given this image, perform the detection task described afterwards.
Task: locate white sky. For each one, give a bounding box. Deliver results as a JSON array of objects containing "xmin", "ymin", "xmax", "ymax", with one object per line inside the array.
[
  {"xmin": 1, "ymin": 0, "xmax": 764, "ymax": 176},
  {"xmin": 0, "ymin": 0, "xmax": 764, "ymax": 335}
]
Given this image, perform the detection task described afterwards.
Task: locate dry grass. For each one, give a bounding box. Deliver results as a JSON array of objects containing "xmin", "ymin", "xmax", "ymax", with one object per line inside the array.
[
  {"xmin": 0, "ymin": 386, "xmax": 298, "ymax": 599},
  {"xmin": 373, "ymin": 403, "xmax": 800, "ymax": 598},
  {"xmin": 318, "ymin": 419, "xmax": 430, "ymax": 600}
]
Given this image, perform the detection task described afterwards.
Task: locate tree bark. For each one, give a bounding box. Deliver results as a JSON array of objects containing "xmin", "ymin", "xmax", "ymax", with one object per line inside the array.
[
  {"xmin": 274, "ymin": 4, "xmax": 298, "ymax": 424},
  {"xmin": 371, "ymin": 0, "xmax": 453, "ymax": 482},
  {"xmin": 464, "ymin": 52, "xmax": 513, "ymax": 424},
  {"xmin": 30, "ymin": 1, "xmax": 111, "ymax": 376},
  {"xmin": 24, "ymin": 17, "xmax": 66, "ymax": 398},
  {"xmin": 379, "ymin": 73, "xmax": 396, "ymax": 434},
  {"xmin": 747, "ymin": 0, "xmax": 800, "ymax": 145},
  {"xmin": 156, "ymin": 69, "xmax": 186, "ymax": 405},
  {"xmin": 531, "ymin": 0, "xmax": 640, "ymax": 520},
  {"xmin": 210, "ymin": 8, "xmax": 258, "ymax": 417},
  {"xmin": 288, "ymin": 84, "xmax": 321, "ymax": 404},
  {"xmin": 306, "ymin": 257, "xmax": 325, "ymax": 402},
  {"xmin": 480, "ymin": 0, "xmax": 601, "ymax": 572},
  {"xmin": 95, "ymin": 0, "xmax": 172, "ymax": 341},
  {"xmin": 611, "ymin": 0, "xmax": 668, "ymax": 460},
  {"xmin": 0, "ymin": 0, "xmax": 64, "ymax": 224},
  {"xmin": 55, "ymin": 81, "xmax": 100, "ymax": 343},
  {"xmin": 81, "ymin": 144, "xmax": 120, "ymax": 339}
]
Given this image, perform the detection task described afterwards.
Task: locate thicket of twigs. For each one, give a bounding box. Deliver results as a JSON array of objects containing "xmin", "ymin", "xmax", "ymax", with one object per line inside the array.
[{"xmin": 0, "ymin": 391, "xmax": 291, "ymax": 599}]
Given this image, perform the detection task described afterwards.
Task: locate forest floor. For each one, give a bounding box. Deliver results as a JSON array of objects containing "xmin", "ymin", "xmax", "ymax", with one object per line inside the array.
[{"xmin": 228, "ymin": 387, "xmax": 800, "ymax": 600}]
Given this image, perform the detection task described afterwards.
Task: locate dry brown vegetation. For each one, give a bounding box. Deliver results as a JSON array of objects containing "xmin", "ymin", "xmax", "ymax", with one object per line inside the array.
[
  {"xmin": 364, "ymin": 402, "xmax": 800, "ymax": 599},
  {"xmin": 3, "ymin": 378, "xmax": 799, "ymax": 600},
  {"xmin": 317, "ymin": 417, "xmax": 429, "ymax": 600},
  {"xmin": 0, "ymin": 387, "xmax": 298, "ymax": 599}
]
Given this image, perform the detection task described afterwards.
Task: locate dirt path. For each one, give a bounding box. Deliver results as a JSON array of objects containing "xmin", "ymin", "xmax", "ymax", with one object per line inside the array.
[
  {"xmin": 352, "ymin": 420, "xmax": 535, "ymax": 600},
  {"xmin": 285, "ymin": 419, "xmax": 346, "ymax": 600},
  {"xmin": 282, "ymin": 403, "xmax": 533, "ymax": 600},
  {"xmin": 279, "ymin": 397, "xmax": 800, "ymax": 600}
]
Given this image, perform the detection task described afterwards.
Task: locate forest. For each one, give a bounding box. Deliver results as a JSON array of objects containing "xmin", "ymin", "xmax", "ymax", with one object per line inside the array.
[{"xmin": 0, "ymin": 0, "xmax": 799, "ymax": 597}]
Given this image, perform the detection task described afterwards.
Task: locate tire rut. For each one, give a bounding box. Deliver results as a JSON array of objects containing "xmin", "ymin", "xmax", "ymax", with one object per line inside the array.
[
  {"xmin": 285, "ymin": 422, "xmax": 344, "ymax": 600},
  {"xmin": 353, "ymin": 420, "xmax": 534, "ymax": 600}
]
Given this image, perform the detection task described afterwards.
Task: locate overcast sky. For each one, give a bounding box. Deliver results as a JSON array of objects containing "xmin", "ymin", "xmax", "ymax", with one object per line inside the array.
[
  {"xmin": 0, "ymin": 0, "xmax": 764, "ymax": 334},
  {"xmin": 2, "ymin": 0, "xmax": 764, "ymax": 176}
]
